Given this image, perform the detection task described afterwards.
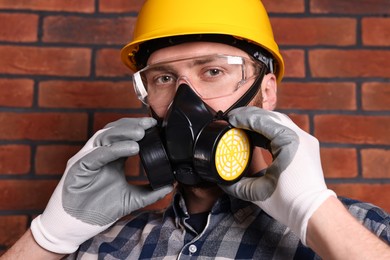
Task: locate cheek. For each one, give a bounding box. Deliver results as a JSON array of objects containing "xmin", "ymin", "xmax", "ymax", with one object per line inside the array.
[
  {"xmin": 204, "ymin": 96, "xmax": 238, "ymax": 112},
  {"xmin": 149, "ymin": 97, "xmax": 170, "ymax": 118},
  {"xmin": 148, "ymin": 92, "xmax": 175, "ymax": 118},
  {"xmin": 150, "ymin": 105, "xmax": 169, "ymax": 118},
  {"xmin": 247, "ymin": 90, "xmax": 263, "ymax": 108},
  {"xmin": 204, "ymin": 80, "xmax": 262, "ymax": 112}
]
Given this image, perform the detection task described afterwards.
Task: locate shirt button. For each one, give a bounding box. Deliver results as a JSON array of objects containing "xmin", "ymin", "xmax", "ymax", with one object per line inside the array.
[{"xmin": 189, "ymin": 244, "xmax": 197, "ymax": 254}]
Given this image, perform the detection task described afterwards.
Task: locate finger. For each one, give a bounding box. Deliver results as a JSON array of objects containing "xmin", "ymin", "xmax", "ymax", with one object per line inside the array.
[
  {"xmin": 123, "ymin": 184, "xmax": 174, "ymax": 214},
  {"xmin": 229, "ymin": 107, "xmax": 309, "ymax": 140},
  {"xmin": 80, "ymin": 141, "xmax": 139, "ymax": 171},
  {"xmin": 95, "ymin": 118, "xmax": 157, "ymax": 146},
  {"xmin": 228, "ymin": 108, "xmax": 285, "ymax": 139},
  {"xmin": 220, "ymin": 175, "xmax": 277, "ymax": 202},
  {"xmin": 104, "ymin": 117, "xmax": 157, "ymax": 130},
  {"xmin": 227, "ymin": 107, "xmax": 300, "ymax": 199}
]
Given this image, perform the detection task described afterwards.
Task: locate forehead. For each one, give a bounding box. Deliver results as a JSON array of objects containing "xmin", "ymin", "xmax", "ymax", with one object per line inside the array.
[{"xmin": 147, "ymin": 42, "xmax": 250, "ymax": 65}]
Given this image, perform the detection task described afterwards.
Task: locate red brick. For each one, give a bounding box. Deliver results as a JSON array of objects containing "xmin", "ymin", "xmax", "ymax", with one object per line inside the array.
[
  {"xmin": 0, "ymin": 112, "xmax": 88, "ymax": 141},
  {"xmin": 280, "ymin": 49, "xmax": 305, "ymax": 78},
  {"xmin": 320, "ymin": 148, "xmax": 358, "ymax": 178},
  {"xmin": 309, "ymin": 50, "xmax": 390, "ymax": 78},
  {"xmin": 43, "ymin": 16, "xmax": 136, "ymax": 45},
  {"xmin": 263, "ymin": 0, "xmax": 304, "ymax": 13},
  {"xmin": 362, "ymin": 18, "xmax": 390, "ymax": 46},
  {"xmin": 99, "ymin": 0, "xmax": 145, "ymax": 13},
  {"xmin": 361, "ymin": 149, "xmax": 390, "ymax": 179},
  {"xmin": 0, "ymin": 46, "xmax": 91, "ymax": 76},
  {"xmin": 362, "ymin": 82, "xmax": 390, "ymax": 111},
  {"xmin": 311, "ymin": 0, "xmax": 390, "ymax": 15},
  {"xmin": 328, "ymin": 183, "xmax": 390, "ymax": 213},
  {"xmin": 0, "ymin": 79, "xmax": 34, "ymax": 107},
  {"xmin": 0, "ymin": 215, "xmax": 28, "ymax": 246},
  {"xmin": 125, "ymin": 156, "xmax": 141, "ymax": 177},
  {"xmin": 0, "ymin": 180, "xmax": 58, "ymax": 210},
  {"xmin": 277, "ymin": 82, "xmax": 356, "ymax": 110},
  {"xmin": 314, "ymin": 115, "xmax": 390, "ymax": 145},
  {"xmin": 96, "ymin": 48, "xmax": 132, "ymax": 77},
  {"xmin": 36, "ymin": 144, "xmax": 141, "ymax": 177},
  {"xmin": 99, "ymin": 0, "xmax": 304, "ymax": 14},
  {"xmin": 0, "ymin": 0, "xmax": 94, "ymax": 13},
  {"xmin": 272, "ymin": 18, "xmax": 356, "ymax": 46},
  {"xmin": 0, "ymin": 145, "xmax": 30, "ymax": 174},
  {"xmin": 0, "ymin": 13, "xmax": 38, "ymax": 42},
  {"xmin": 93, "ymin": 112, "xmax": 148, "ymax": 131},
  {"xmin": 35, "ymin": 145, "xmax": 81, "ymax": 175},
  {"xmin": 39, "ymin": 81, "xmax": 141, "ymax": 109},
  {"xmin": 287, "ymin": 114, "xmax": 310, "ymax": 132}
]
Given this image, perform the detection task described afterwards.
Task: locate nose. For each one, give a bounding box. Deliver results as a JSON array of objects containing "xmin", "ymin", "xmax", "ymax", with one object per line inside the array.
[
  {"xmin": 175, "ymin": 76, "xmax": 192, "ymax": 88},
  {"xmin": 175, "ymin": 75, "xmax": 203, "ymax": 98}
]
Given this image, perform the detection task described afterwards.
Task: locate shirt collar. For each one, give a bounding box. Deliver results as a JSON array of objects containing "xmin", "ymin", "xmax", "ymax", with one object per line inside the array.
[{"xmin": 171, "ymin": 191, "xmax": 258, "ymax": 224}]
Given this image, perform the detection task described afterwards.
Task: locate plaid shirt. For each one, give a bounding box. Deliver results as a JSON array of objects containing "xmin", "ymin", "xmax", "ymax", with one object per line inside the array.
[{"xmin": 69, "ymin": 194, "xmax": 390, "ymax": 259}]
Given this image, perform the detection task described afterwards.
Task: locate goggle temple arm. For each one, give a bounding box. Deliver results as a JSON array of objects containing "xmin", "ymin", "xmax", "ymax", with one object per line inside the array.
[
  {"xmin": 253, "ymin": 51, "xmax": 274, "ymax": 74},
  {"xmin": 133, "ymin": 71, "xmax": 148, "ymax": 103}
]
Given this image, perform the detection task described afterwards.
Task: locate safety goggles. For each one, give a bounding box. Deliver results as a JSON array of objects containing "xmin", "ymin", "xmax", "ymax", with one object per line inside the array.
[{"xmin": 132, "ymin": 54, "xmax": 267, "ymax": 105}]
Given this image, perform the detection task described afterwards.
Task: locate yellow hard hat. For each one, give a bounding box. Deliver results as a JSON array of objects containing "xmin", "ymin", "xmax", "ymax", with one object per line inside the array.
[{"xmin": 121, "ymin": 0, "xmax": 284, "ymax": 82}]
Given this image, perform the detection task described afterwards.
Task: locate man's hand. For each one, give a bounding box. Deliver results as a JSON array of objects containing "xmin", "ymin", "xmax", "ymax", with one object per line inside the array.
[
  {"xmin": 221, "ymin": 107, "xmax": 335, "ymax": 245},
  {"xmin": 30, "ymin": 117, "xmax": 173, "ymax": 254}
]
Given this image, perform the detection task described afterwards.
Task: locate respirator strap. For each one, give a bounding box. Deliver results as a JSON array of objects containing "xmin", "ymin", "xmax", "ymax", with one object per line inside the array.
[{"xmin": 223, "ymin": 71, "xmax": 265, "ymax": 116}]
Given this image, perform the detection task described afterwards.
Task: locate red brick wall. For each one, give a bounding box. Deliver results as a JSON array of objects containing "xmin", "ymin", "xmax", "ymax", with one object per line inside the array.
[{"xmin": 0, "ymin": 0, "xmax": 389, "ymax": 253}]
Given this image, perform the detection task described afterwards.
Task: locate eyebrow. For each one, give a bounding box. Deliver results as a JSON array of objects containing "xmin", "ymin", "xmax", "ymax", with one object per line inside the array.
[
  {"xmin": 192, "ymin": 57, "xmax": 215, "ymax": 66},
  {"xmin": 146, "ymin": 56, "xmax": 219, "ymax": 73},
  {"xmin": 146, "ymin": 64, "xmax": 175, "ymax": 73}
]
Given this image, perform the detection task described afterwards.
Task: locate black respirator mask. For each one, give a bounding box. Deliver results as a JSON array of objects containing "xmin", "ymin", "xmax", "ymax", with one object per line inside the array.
[{"xmin": 138, "ymin": 76, "xmax": 268, "ymax": 190}]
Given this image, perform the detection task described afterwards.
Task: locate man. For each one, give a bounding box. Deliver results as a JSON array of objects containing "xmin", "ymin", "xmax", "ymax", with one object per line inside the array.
[{"xmin": 3, "ymin": 0, "xmax": 390, "ymax": 259}]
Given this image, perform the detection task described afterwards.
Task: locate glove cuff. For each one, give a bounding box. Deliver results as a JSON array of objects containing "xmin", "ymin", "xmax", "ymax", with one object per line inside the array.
[
  {"xmin": 31, "ymin": 215, "xmax": 79, "ymax": 254},
  {"xmin": 293, "ymin": 189, "xmax": 336, "ymax": 246}
]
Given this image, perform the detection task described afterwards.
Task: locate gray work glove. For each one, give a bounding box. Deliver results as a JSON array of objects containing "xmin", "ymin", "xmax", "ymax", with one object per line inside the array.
[
  {"xmin": 221, "ymin": 107, "xmax": 335, "ymax": 245},
  {"xmin": 31, "ymin": 117, "xmax": 173, "ymax": 254}
]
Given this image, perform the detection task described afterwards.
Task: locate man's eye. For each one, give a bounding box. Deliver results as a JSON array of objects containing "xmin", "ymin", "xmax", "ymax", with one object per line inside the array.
[
  {"xmin": 155, "ymin": 75, "xmax": 174, "ymax": 85},
  {"xmin": 206, "ymin": 68, "xmax": 222, "ymax": 77}
]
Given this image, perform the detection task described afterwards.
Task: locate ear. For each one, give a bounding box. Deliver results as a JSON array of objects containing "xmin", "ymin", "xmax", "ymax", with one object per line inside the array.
[{"xmin": 261, "ymin": 73, "xmax": 277, "ymax": 110}]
